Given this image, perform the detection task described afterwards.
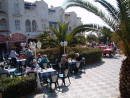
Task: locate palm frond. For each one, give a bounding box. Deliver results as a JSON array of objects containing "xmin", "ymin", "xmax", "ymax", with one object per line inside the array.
[
  {"xmin": 116, "ymin": 0, "xmax": 130, "ymax": 41},
  {"xmin": 70, "ymin": 24, "xmax": 107, "ymax": 36},
  {"xmin": 50, "ymin": 26, "xmax": 61, "ymax": 43},
  {"xmin": 65, "ymin": 0, "xmax": 116, "ymax": 30},
  {"xmin": 95, "ymin": 0, "xmax": 119, "ymax": 21}
]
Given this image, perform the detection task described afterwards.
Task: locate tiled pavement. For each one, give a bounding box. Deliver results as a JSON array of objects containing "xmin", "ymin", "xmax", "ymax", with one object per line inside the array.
[{"xmin": 30, "ymin": 55, "xmax": 124, "ymax": 98}]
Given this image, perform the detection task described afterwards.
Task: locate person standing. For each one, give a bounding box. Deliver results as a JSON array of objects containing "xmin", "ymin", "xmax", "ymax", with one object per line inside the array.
[
  {"xmin": 25, "ymin": 48, "xmax": 34, "ymax": 67},
  {"xmin": 9, "ymin": 49, "xmax": 18, "ymax": 67}
]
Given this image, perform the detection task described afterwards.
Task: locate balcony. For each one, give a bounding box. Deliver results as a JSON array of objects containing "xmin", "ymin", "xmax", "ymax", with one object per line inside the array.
[{"xmin": 0, "ymin": 25, "xmax": 8, "ymax": 34}]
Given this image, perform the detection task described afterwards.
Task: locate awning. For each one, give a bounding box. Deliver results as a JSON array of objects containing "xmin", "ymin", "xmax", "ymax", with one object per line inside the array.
[
  {"xmin": 0, "ymin": 35, "xmax": 7, "ymax": 42},
  {"xmin": 10, "ymin": 33, "xmax": 27, "ymax": 42}
]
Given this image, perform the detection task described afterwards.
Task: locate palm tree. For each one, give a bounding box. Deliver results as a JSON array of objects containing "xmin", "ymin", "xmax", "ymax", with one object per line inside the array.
[
  {"xmin": 99, "ymin": 27, "xmax": 112, "ymax": 44},
  {"xmin": 50, "ymin": 22, "xmax": 88, "ymax": 54},
  {"xmin": 65, "ymin": 0, "xmax": 130, "ymax": 98}
]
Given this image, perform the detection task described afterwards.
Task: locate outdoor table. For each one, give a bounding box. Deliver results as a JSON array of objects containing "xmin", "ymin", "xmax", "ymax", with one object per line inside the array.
[
  {"xmin": 5, "ymin": 68, "xmax": 16, "ymax": 73},
  {"xmin": 68, "ymin": 60, "xmax": 77, "ymax": 74},
  {"xmin": 68, "ymin": 60, "xmax": 77, "ymax": 67},
  {"xmin": 17, "ymin": 58, "xmax": 26, "ymax": 65},
  {"xmin": 4, "ymin": 68, "xmax": 16, "ymax": 76},
  {"xmin": 38, "ymin": 68, "xmax": 57, "ymax": 81}
]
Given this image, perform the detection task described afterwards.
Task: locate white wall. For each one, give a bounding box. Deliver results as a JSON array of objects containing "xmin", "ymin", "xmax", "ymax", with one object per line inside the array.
[{"xmin": 4, "ymin": 0, "xmax": 82, "ymax": 39}]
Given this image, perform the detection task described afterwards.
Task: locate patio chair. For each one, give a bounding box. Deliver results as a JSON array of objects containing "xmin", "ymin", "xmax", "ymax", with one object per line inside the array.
[
  {"xmin": 14, "ymin": 69, "xmax": 24, "ymax": 77},
  {"xmin": 27, "ymin": 71, "xmax": 37, "ymax": 79},
  {"xmin": 47, "ymin": 74, "xmax": 59, "ymax": 89},
  {"xmin": 58, "ymin": 68, "xmax": 71, "ymax": 86}
]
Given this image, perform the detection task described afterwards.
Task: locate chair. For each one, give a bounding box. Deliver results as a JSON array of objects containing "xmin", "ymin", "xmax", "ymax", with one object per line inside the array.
[
  {"xmin": 48, "ymin": 74, "xmax": 59, "ymax": 89},
  {"xmin": 58, "ymin": 68, "xmax": 71, "ymax": 86},
  {"xmin": 80, "ymin": 57, "xmax": 86, "ymax": 72},
  {"xmin": 27, "ymin": 71, "xmax": 37, "ymax": 79},
  {"xmin": 42, "ymin": 63, "xmax": 48, "ymax": 69},
  {"xmin": 14, "ymin": 69, "xmax": 24, "ymax": 77},
  {"xmin": 76, "ymin": 62, "xmax": 80, "ymax": 69}
]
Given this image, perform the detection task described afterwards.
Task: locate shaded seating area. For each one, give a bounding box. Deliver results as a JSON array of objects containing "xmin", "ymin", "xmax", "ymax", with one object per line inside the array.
[{"xmin": 0, "ymin": 51, "xmax": 87, "ymax": 96}]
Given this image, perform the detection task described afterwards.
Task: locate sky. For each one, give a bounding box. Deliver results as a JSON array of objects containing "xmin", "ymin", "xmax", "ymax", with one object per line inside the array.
[{"xmin": 25, "ymin": 0, "xmax": 117, "ymax": 26}]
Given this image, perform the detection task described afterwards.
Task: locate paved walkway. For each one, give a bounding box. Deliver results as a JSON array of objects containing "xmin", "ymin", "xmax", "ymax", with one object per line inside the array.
[{"xmin": 30, "ymin": 55, "xmax": 124, "ymax": 98}]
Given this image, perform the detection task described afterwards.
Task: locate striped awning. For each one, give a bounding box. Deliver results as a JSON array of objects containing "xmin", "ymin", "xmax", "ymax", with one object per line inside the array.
[{"xmin": 10, "ymin": 33, "xmax": 27, "ymax": 42}]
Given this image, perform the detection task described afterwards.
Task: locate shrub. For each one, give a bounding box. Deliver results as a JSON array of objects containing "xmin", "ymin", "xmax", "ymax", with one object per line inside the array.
[
  {"xmin": 0, "ymin": 77, "xmax": 37, "ymax": 98},
  {"xmin": 67, "ymin": 47, "xmax": 102, "ymax": 64},
  {"xmin": 37, "ymin": 48, "xmax": 61, "ymax": 63},
  {"xmin": 37, "ymin": 47, "xmax": 102, "ymax": 64},
  {"xmin": 80, "ymin": 49, "xmax": 102, "ymax": 64}
]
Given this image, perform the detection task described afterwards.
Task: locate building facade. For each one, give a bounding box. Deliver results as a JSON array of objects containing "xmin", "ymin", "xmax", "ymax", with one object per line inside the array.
[
  {"xmin": 0, "ymin": 0, "xmax": 82, "ymax": 55},
  {"xmin": 64, "ymin": 12, "xmax": 82, "ymax": 32}
]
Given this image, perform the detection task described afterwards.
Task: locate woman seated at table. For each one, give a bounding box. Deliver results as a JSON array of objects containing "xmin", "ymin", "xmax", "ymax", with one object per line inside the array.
[
  {"xmin": 9, "ymin": 49, "xmax": 19, "ymax": 67},
  {"xmin": 59, "ymin": 54, "xmax": 69, "ymax": 73},
  {"xmin": 38, "ymin": 54, "xmax": 50, "ymax": 69},
  {"xmin": 31, "ymin": 59, "xmax": 40, "ymax": 70},
  {"xmin": 25, "ymin": 48, "xmax": 34, "ymax": 67}
]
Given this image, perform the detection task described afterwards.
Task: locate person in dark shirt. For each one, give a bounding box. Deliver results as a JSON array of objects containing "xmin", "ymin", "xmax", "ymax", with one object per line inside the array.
[
  {"xmin": 74, "ymin": 53, "xmax": 81, "ymax": 74},
  {"xmin": 59, "ymin": 54, "xmax": 69, "ymax": 73},
  {"xmin": 75, "ymin": 53, "xmax": 81, "ymax": 61}
]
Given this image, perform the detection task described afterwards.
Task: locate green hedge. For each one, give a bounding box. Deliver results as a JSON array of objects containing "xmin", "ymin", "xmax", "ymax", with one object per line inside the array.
[
  {"xmin": 37, "ymin": 47, "xmax": 102, "ymax": 64},
  {"xmin": 80, "ymin": 49, "xmax": 102, "ymax": 64},
  {"xmin": 0, "ymin": 77, "xmax": 37, "ymax": 98},
  {"xmin": 67, "ymin": 47, "xmax": 102, "ymax": 64},
  {"xmin": 37, "ymin": 48, "xmax": 61, "ymax": 63}
]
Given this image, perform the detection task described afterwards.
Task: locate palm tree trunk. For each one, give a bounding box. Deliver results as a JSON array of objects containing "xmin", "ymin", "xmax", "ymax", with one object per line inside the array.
[{"xmin": 120, "ymin": 56, "xmax": 130, "ymax": 98}]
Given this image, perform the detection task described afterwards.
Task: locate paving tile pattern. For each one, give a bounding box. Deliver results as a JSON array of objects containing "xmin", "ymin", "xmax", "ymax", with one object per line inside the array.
[{"xmin": 31, "ymin": 55, "xmax": 124, "ymax": 98}]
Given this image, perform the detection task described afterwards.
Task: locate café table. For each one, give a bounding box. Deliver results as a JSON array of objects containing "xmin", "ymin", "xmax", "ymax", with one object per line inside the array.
[
  {"xmin": 4, "ymin": 68, "xmax": 16, "ymax": 76},
  {"xmin": 38, "ymin": 68, "xmax": 57, "ymax": 79}
]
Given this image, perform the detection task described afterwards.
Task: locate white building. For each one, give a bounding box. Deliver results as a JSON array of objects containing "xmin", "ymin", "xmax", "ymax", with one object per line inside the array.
[
  {"xmin": 48, "ymin": 6, "xmax": 65, "ymax": 28},
  {"xmin": 64, "ymin": 12, "xmax": 82, "ymax": 32},
  {"xmin": 0, "ymin": 0, "xmax": 49, "ymax": 52},
  {"xmin": 0, "ymin": 0, "xmax": 82, "ymax": 53},
  {"xmin": 48, "ymin": 7, "xmax": 82, "ymax": 33}
]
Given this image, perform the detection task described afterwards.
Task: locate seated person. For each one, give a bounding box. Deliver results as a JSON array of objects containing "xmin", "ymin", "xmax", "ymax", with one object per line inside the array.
[
  {"xmin": 25, "ymin": 48, "xmax": 34, "ymax": 67},
  {"xmin": 39, "ymin": 54, "xmax": 49, "ymax": 69},
  {"xmin": 59, "ymin": 54, "xmax": 69, "ymax": 73},
  {"xmin": 31, "ymin": 59, "xmax": 40, "ymax": 70},
  {"xmin": 9, "ymin": 49, "xmax": 19, "ymax": 67},
  {"xmin": 75, "ymin": 53, "xmax": 81, "ymax": 62},
  {"xmin": 37, "ymin": 53, "xmax": 42, "ymax": 64}
]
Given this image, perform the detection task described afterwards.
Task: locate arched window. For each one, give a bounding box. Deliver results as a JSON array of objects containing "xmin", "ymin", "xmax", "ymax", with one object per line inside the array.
[
  {"xmin": 0, "ymin": 18, "xmax": 7, "ymax": 30},
  {"xmin": 25, "ymin": 20, "xmax": 31, "ymax": 32},
  {"xmin": 32, "ymin": 20, "xmax": 37, "ymax": 32}
]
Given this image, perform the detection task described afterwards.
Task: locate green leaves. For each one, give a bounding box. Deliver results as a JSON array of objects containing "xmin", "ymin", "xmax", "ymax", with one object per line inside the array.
[{"xmin": 65, "ymin": 0, "xmax": 130, "ymax": 55}]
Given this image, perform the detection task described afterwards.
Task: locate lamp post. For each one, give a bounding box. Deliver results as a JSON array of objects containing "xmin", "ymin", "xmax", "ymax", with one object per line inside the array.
[
  {"xmin": 29, "ymin": 41, "xmax": 42, "ymax": 90},
  {"xmin": 29, "ymin": 41, "xmax": 41, "ymax": 59},
  {"xmin": 6, "ymin": 33, "xmax": 12, "ymax": 53},
  {"xmin": 60, "ymin": 41, "xmax": 68, "ymax": 54},
  {"xmin": 106, "ymin": 37, "xmax": 109, "ymax": 45}
]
